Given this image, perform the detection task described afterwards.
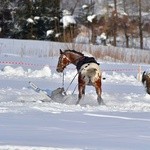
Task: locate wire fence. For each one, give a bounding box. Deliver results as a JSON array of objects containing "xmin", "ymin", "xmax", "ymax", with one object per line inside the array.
[{"xmin": 0, "ymin": 38, "xmax": 150, "ymax": 64}]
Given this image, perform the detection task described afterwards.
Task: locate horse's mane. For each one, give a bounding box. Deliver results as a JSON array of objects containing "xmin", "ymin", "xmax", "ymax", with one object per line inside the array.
[{"xmin": 64, "ymin": 49, "xmax": 84, "ymax": 56}]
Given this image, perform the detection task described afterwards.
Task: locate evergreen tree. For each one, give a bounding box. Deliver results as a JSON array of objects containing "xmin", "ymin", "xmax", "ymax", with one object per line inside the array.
[
  {"xmin": 10, "ymin": 0, "xmax": 61, "ymax": 40},
  {"xmin": 0, "ymin": 0, "xmax": 13, "ymax": 38}
]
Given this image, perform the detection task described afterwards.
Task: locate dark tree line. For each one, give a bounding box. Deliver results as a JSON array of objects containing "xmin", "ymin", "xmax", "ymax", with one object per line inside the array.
[{"xmin": 0, "ymin": 0, "xmax": 62, "ymax": 40}]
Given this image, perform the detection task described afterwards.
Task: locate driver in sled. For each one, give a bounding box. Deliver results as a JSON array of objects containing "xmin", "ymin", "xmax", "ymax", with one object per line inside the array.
[{"xmin": 50, "ymin": 87, "xmax": 66, "ymax": 100}]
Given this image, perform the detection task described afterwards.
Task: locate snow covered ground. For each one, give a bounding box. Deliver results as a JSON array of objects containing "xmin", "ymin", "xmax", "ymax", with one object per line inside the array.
[{"xmin": 0, "ymin": 52, "xmax": 150, "ymax": 150}]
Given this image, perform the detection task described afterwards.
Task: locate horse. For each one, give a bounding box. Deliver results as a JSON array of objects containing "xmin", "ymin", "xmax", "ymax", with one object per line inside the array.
[
  {"xmin": 142, "ymin": 71, "xmax": 150, "ymax": 94},
  {"xmin": 56, "ymin": 49, "xmax": 104, "ymax": 105}
]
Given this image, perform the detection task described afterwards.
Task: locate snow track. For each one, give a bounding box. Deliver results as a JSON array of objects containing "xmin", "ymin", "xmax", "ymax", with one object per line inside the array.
[
  {"xmin": 0, "ymin": 81, "xmax": 150, "ymax": 114},
  {"xmin": 0, "ymin": 54, "xmax": 150, "ymax": 149}
]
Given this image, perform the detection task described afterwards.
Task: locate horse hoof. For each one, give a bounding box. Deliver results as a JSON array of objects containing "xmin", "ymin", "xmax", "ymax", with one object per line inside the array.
[
  {"xmin": 76, "ymin": 100, "xmax": 81, "ymax": 105},
  {"xmin": 76, "ymin": 102, "xmax": 79, "ymax": 105},
  {"xmin": 98, "ymin": 99, "xmax": 105, "ymax": 105},
  {"xmin": 100, "ymin": 101, "xmax": 105, "ymax": 105}
]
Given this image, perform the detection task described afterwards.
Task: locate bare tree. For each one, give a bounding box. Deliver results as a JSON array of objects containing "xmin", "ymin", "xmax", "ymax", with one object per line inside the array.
[
  {"xmin": 122, "ymin": 0, "xmax": 129, "ymax": 48},
  {"xmin": 113, "ymin": 0, "xmax": 117, "ymax": 46},
  {"xmin": 138, "ymin": 0, "xmax": 143, "ymax": 49}
]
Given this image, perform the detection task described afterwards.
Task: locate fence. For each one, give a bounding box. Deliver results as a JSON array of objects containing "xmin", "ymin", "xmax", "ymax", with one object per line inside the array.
[{"xmin": 0, "ymin": 38, "xmax": 150, "ymax": 64}]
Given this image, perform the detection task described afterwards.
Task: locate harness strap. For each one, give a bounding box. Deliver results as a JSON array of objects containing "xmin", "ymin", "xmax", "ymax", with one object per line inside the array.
[
  {"xmin": 65, "ymin": 72, "xmax": 78, "ymax": 93},
  {"xmin": 76, "ymin": 56, "xmax": 99, "ymax": 71},
  {"xmin": 63, "ymin": 54, "xmax": 71, "ymax": 63}
]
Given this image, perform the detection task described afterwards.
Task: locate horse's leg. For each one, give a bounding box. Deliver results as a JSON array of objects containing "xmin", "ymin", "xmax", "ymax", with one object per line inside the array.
[
  {"xmin": 76, "ymin": 84, "xmax": 84, "ymax": 105},
  {"xmin": 76, "ymin": 74, "xmax": 85, "ymax": 105},
  {"xmin": 96, "ymin": 86, "xmax": 104, "ymax": 105},
  {"xmin": 94, "ymin": 79, "xmax": 104, "ymax": 105},
  {"xmin": 82, "ymin": 85, "xmax": 85, "ymax": 95},
  {"xmin": 81, "ymin": 85, "xmax": 86, "ymax": 101}
]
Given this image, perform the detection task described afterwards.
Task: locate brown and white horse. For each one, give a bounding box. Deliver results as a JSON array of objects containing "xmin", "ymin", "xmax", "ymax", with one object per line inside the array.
[
  {"xmin": 56, "ymin": 49, "xmax": 104, "ymax": 105},
  {"xmin": 142, "ymin": 71, "xmax": 150, "ymax": 94}
]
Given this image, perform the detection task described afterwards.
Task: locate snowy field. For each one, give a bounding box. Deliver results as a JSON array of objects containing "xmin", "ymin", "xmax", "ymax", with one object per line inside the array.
[{"xmin": 0, "ymin": 51, "xmax": 150, "ymax": 150}]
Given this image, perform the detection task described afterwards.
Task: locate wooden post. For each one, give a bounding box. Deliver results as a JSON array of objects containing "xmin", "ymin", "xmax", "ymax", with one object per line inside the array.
[{"xmin": 137, "ymin": 65, "xmax": 141, "ymax": 81}]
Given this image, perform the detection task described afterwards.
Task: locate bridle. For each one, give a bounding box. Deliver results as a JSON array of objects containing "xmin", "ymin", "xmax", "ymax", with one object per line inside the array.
[
  {"xmin": 58, "ymin": 51, "xmax": 85, "ymax": 72},
  {"xmin": 59, "ymin": 53, "xmax": 71, "ymax": 70},
  {"xmin": 62, "ymin": 53, "xmax": 71, "ymax": 63},
  {"xmin": 64, "ymin": 53, "xmax": 85, "ymax": 65}
]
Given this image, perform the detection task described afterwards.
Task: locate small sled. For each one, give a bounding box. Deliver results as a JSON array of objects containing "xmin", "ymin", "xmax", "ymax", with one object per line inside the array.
[{"xmin": 29, "ymin": 81, "xmax": 66, "ymax": 102}]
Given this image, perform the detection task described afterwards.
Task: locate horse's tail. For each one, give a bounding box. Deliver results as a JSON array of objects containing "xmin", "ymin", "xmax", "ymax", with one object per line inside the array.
[{"xmin": 86, "ymin": 68, "xmax": 97, "ymax": 77}]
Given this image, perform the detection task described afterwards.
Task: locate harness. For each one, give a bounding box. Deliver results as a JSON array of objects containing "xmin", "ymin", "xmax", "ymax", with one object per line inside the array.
[
  {"xmin": 61, "ymin": 54, "xmax": 100, "ymax": 96},
  {"xmin": 76, "ymin": 56, "xmax": 99, "ymax": 71}
]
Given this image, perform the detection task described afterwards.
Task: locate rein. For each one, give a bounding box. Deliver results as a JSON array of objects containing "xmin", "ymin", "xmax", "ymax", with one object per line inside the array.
[
  {"xmin": 62, "ymin": 72, "xmax": 65, "ymax": 88},
  {"xmin": 63, "ymin": 52, "xmax": 85, "ymax": 66},
  {"xmin": 62, "ymin": 66, "xmax": 85, "ymax": 94},
  {"xmin": 63, "ymin": 72, "xmax": 78, "ymax": 94}
]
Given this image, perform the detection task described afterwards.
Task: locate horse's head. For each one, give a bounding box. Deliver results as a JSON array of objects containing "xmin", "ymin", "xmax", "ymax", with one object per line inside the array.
[{"xmin": 56, "ymin": 49, "xmax": 70, "ymax": 73}]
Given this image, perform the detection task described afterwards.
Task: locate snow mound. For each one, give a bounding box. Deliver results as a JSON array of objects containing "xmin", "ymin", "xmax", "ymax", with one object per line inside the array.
[
  {"xmin": 0, "ymin": 145, "xmax": 81, "ymax": 150},
  {"xmin": 1, "ymin": 66, "xmax": 52, "ymax": 78}
]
